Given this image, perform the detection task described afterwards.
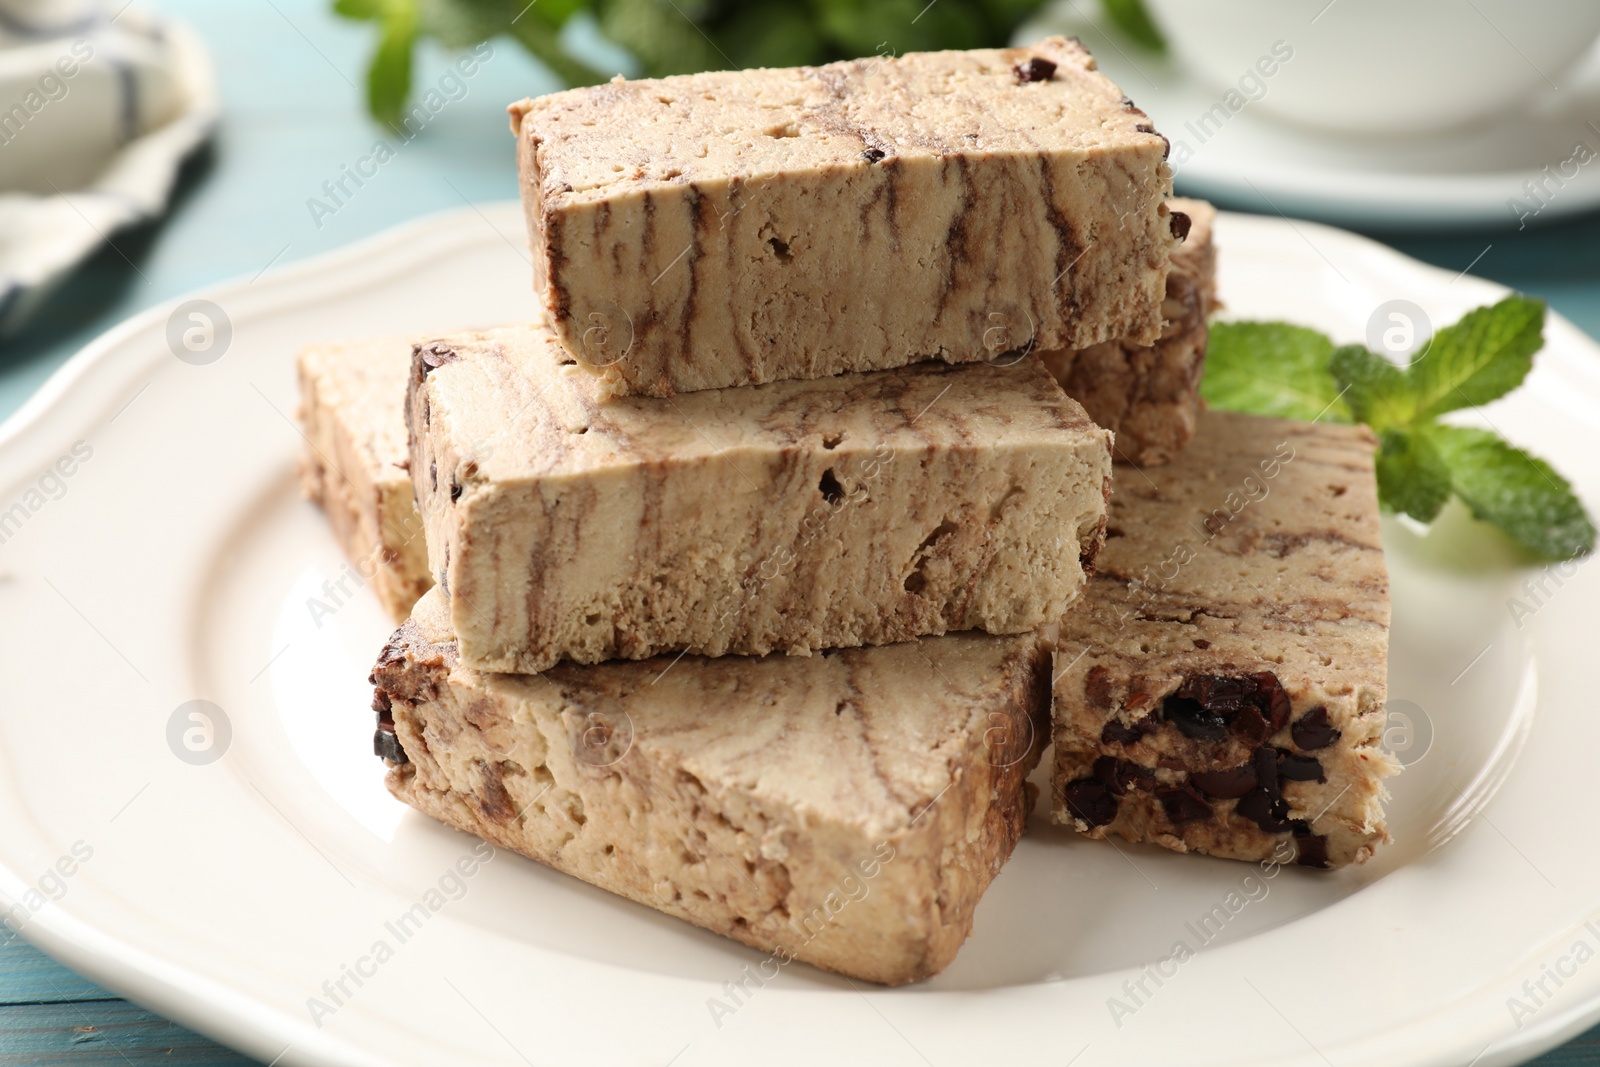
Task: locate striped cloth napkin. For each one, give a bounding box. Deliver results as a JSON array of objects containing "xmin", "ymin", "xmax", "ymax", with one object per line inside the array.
[{"xmin": 0, "ymin": 0, "xmax": 216, "ymax": 332}]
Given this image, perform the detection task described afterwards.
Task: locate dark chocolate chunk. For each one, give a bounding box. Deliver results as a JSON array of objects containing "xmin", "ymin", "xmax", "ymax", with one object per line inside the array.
[
  {"xmin": 371, "ymin": 689, "xmax": 391, "ymax": 714},
  {"xmin": 1236, "ymin": 788, "xmax": 1292, "ymax": 833},
  {"xmin": 450, "ymin": 479, "xmax": 463, "ymax": 503},
  {"xmin": 1169, "ymin": 210, "xmax": 1191, "ymax": 241},
  {"xmin": 1063, "ymin": 777, "xmax": 1118, "ymax": 828},
  {"xmin": 374, "ymin": 727, "xmax": 408, "ymax": 764},
  {"xmin": 1291, "ymin": 707, "xmax": 1341, "ymax": 751},
  {"xmin": 1294, "ymin": 833, "xmax": 1330, "ymax": 869},
  {"xmin": 1249, "ymin": 672, "xmax": 1292, "ymax": 734},
  {"xmin": 474, "ymin": 759, "xmax": 516, "ymax": 822},
  {"xmin": 1252, "ymin": 745, "xmax": 1281, "ymax": 800},
  {"xmin": 430, "ymin": 460, "xmax": 438, "ymax": 492},
  {"xmin": 1189, "ymin": 762, "xmax": 1257, "ymax": 799},
  {"xmin": 1101, "ymin": 719, "xmax": 1140, "ymax": 744},
  {"xmin": 1229, "ymin": 703, "xmax": 1270, "ymax": 744},
  {"xmin": 1013, "ymin": 57, "xmax": 1057, "ymax": 83},
  {"xmin": 861, "ymin": 147, "xmax": 886, "ymax": 163},
  {"xmin": 1093, "ymin": 756, "xmax": 1155, "ymax": 796},
  {"xmin": 1101, "ymin": 713, "xmax": 1157, "ymax": 746},
  {"xmin": 1092, "ymin": 756, "xmax": 1125, "ymax": 793},
  {"xmin": 1176, "ymin": 674, "xmax": 1255, "ymax": 712},
  {"xmin": 1133, "ymin": 122, "xmax": 1171, "ymax": 160},
  {"xmin": 1164, "ymin": 695, "xmax": 1228, "ymax": 743},
  {"xmin": 1085, "ymin": 665, "xmax": 1117, "ymax": 709},
  {"xmin": 1277, "ymin": 750, "xmax": 1327, "ymax": 783},
  {"xmin": 415, "ymin": 341, "xmax": 459, "ymax": 378},
  {"xmin": 1158, "ymin": 784, "xmax": 1212, "ymax": 824}
]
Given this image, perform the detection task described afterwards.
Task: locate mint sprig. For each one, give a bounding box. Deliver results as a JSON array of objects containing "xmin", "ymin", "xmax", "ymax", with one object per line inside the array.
[
  {"xmin": 333, "ymin": 0, "xmax": 1058, "ymax": 129},
  {"xmin": 1328, "ymin": 344, "xmax": 1409, "ymax": 429},
  {"xmin": 1203, "ymin": 296, "xmax": 1595, "ymax": 561},
  {"xmin": 1428, "ymin": 425, "xmax": 1595, "ymax": 562},
  {"xmin": 1407, "ymin": 297, "xmax": 1542, "ymax": 420},
  {"xmin": 334, "ymin": 0, "xmax": 606, "ymax": 130},
  {"xmin": 1100, "ymin": 0, "xmax": 1166, "ymax": 52},
  {"xmin": 1198, "ymin": 322, "xmax": 1340, "ymax": 422},
  {"xmin": 1373, "ymin": 427, "xmax": 1451, "ymax": 524}
]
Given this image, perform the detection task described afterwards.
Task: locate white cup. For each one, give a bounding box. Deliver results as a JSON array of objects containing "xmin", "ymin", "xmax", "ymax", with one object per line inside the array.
[{"xmin": 1141, "ymin": 0, "xmax": 1600, "ymax": 134}]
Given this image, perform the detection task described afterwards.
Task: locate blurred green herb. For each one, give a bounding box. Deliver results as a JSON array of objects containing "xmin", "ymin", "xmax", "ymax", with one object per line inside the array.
[
  {"xmin": 1202, "ymin": 296, "xmax": 1596, "ymax": 561},
  {"xmin": 334, "ymin": 0, "xmax": 1167, "ymax": 129},
  {"xmin": 1100, "ymin": 0, "xmax": 1165, "ymax": 51}
]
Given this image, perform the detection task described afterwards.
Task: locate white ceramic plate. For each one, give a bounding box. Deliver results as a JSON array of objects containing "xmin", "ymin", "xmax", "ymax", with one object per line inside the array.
[
  {"xmin": 1018, "ymin": 6, "xmax": 1600, "ymax": 228},
  {"xmin": 2, "ymin": 204, "xmax": 1600, "ymax": 1067}
]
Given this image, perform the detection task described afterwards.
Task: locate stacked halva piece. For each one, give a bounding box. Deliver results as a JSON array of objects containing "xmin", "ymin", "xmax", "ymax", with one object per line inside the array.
[{"xmin": 297, "ymin": 36, "xmax": 1397, "ymax": 986}]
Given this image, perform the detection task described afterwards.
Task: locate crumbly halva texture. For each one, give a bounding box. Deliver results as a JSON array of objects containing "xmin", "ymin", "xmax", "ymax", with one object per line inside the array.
[
  {"xmin": 408, "ymin": 324, "xmax": 1113, "ymax": 674},
  {"xmin": 297, "ymin": 336, "xmax": 431, "ymax": 621},
  {"xmin": 372, "ymin": 589, "xmax": 1049, "ymax": 985},
  {"xmin": 509, "ymin": 36, "xmax": 1181, "ymax": 397},
  {"xmin": 1040, "ymin": 198, "xmax": 1218, "ymax": 467},
  {"xmin": 1052, "ymin": 409, "xmax": 1397, "ymax": 869}
]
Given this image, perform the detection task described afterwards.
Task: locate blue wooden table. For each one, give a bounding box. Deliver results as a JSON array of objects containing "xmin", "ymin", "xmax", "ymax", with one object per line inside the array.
[{"xmin": 2, "ymin": 2, "xmax": 1599, "ymax": 1063}]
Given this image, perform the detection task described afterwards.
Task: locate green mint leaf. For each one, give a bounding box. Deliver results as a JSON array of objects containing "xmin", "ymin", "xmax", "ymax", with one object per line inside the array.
[
  {"xmin": 416, "ymin": 0, "xmax": 509, "ymax": 47},
  {"xmin": 1200, "ymin": 321, "xmax": 1347, "ymax": 423},
  {"xmin": 1374, "ymin": 427, "xmax": 1452, "ymax": 523},
  {"xmin": 1427, "ymin": 424, "xmax": 1595, "ymax": 560},
  {"xmin": 973, "ymin": 0, "xmax": 1055, "ymax": 33},
  {"xmin": 1100, "ymin": 0, "xmax": 1167, "ymax": 52},
  {"xmin": 514, "ymin": 0, "xmax": 589, "ymax": 30},
  {"xmin": 1407, "ymin": 294, "xmax": 1545, "ymax": 420},
  {"xmin": 1329, "ymin": 343, "xmax": 1411, "ymax": 432},
  {"xmin": 368, "ymin": 1, "xmax": 419, "ymax": 131},
  {"xmin": 595, "ymin": 0, "xmax": 725, "ymax": 76},
  {"xmin": 334, "ymin": 0, "xmax": 385, "ymax": 19},
  {"xmin": 719, "ymin": 1, "xmax": 828, "ymax": 69},
  {"xmin": 506, "ymin": 10, "xmax": 608, "ymax": 85},
  {"xmin": 816, "ymin": 0, "xmax": 988, "ymax": 56}
]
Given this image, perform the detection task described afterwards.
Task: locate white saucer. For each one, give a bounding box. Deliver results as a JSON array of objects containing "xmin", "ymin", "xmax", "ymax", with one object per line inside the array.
[
  {"xmin": 1020, "ymin": 5, "xmax": 1600, "ymax": 228},
  {"xmin": 2, "ymin": 205, "xmax": 1600, "ymax": 1066}
]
